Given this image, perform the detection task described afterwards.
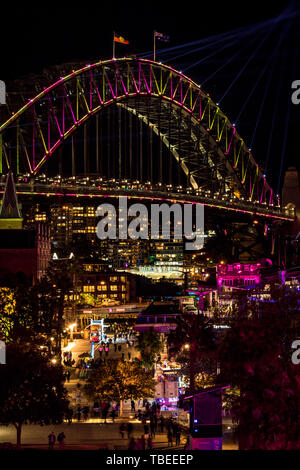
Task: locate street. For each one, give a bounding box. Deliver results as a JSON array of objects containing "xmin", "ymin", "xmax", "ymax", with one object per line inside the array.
[{"xmin": 0, "ymin": 422, "xmax": 238, "ymax": 450}]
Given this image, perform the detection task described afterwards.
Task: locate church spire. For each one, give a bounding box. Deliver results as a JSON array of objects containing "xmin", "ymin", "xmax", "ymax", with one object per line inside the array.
[{"xmin": 0, "ymin": 170, "xmax": 23, "ymax": 229}]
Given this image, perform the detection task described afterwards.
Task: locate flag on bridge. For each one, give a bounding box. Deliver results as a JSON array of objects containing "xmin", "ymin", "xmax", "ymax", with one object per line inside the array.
[
  {"xmin": 154, "ymin": 31, "xmax": 170, "ymax": 42},
  {"xmin": 114, "ymin": 34, "xmax": 130, "ymax": 44}
]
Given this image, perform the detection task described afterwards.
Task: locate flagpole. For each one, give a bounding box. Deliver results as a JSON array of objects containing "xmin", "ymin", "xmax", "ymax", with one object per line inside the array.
[
  {"xmin": 153, "ymin": 31, "xmax": 156, "ymax": 62},
  {"xmin": 113, "ymin": 31, "xmax": 115, "ymax": 59}
]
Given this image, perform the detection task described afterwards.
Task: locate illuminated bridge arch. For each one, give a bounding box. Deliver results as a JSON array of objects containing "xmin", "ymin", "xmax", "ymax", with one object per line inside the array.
[{"xmin": 0, "ymin": 58, "xmax": 274, "ymax": 205}]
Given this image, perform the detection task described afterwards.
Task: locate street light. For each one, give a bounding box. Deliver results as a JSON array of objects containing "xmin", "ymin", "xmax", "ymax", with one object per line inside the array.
[{"xmin": 68, "ymin": 323, "xmax": 77, "ymax": 342}]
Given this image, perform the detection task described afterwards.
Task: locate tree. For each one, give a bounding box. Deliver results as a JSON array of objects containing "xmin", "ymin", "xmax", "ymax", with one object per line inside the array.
[
  {"xmin": 218, "ymin": 283, "xmax": 300, "ymax": 449},
  {"xmin": 83, "ymin": 359, "xmax": 156, "ymax": 416},
  {"xmin": 168, "ymin": 313, "xmax": 217, "ymax": 394},
  {"xmin": 0, "ymin": 344, "xmax": 69, "ymax": 447},
  {"xmin": 135, "ymin": 330, "xmax": 164, "ymax": 368},
  {"xmin": 0, "ymin": 274, "xmax": 58, "ymax": 351}
]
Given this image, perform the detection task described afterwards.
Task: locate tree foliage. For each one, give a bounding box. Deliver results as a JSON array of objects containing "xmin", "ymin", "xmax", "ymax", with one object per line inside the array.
[
  {"xmin": 83, "ymin": 359, "xmax": 156, "ymax": 403},
  {"xmin": 135, "ymin": 330, "xmax": 163, "ymax": 368},
  {"xmin": 0, "ymin": 344, "xmax": 69, "ymax": 446},
  {"xmin": 168, "ymin": 313, "xmax": 217, "ymax": 393}
]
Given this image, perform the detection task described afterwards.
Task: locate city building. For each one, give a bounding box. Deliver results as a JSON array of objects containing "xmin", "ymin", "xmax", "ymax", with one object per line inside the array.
[
  {"xmin": 0, "ymin": 171, "xmax": 51, "ymax": 284},
  {"xmin": 77, "ymin": 268, "xmax": 136, "ymax": 305},
  {"xmin": 217, "ymin": 262, "xmax": 261, "ymax": 288},
  {"xmin": 134, "ymin": 301, "xmax": 180, "ymax": 334}
]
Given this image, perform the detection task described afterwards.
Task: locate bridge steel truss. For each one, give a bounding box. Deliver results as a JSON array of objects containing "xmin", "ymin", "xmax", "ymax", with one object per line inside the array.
[{"xmin": 0, "ymin": 58, "xmax": 278, "ymax": 208}]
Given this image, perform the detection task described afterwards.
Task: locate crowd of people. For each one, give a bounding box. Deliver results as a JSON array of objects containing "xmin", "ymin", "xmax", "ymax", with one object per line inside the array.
[{"xmin": 118, "ymin": 416, "xmax": 184, "ymax": 450}]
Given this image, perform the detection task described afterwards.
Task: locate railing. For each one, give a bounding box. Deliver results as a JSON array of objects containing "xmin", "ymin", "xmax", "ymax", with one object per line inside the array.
[{"xmin": 0, "ymin": 175, "xmax": 294, "ymax": 220}]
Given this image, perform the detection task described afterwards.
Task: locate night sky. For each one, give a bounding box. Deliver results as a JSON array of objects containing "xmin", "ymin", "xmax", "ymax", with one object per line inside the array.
[{"xmin": 1, "ymin": 0, "xmax": 299, "ymax": 192}]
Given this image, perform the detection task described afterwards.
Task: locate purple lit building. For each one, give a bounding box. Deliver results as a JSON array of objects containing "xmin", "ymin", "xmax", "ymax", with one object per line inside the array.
[{"xmin": 217, "ymin": 262, "xmax": 261, "ymax": 289}]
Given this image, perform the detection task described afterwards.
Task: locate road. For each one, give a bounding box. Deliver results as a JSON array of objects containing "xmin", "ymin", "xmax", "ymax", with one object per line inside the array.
[{"xmin": 0, "ymin": 422, "xmax": 237, "ymax": 450}]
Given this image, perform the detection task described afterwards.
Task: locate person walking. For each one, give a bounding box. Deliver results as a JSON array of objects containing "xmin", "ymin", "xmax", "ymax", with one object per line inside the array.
[
  {"xmin": 57, "ymin": 432, "xmax": 66, "ymax": 449},
  {"xmin": 83, "ymin": 406, "xmax": 89, "ymax": 421},
  {"xmin": 120, "ymin": 423, "xmax": 126, "ymax": 439},
  {"xmin": 110, "ymin": 408, "xmax": 117, "ymax": 423},
  {"xmin": 150, "ymin": 420, "xmax": 156, "ymax": 438},
  {"xmin": 175, "ymin": 426, "xmax": 181, "ymax": 446},
  {"xmin": 128, "ymin": 437, "xmax": 137, "ymax": 450},
  {"xmin": 167, "ymin": 429, "xmax": 173, "ymax": 447},
  {"xmin": 67, "ymin": 408, "xmax": 73, "ymax": 425},
  {"xmin": 48, "ymin": 432, "xmax": 56, "ymax": 450},
  {"xmin": 159, "ymin": 416, "xmax": 165, "ymax": 433},
  {"xmin": 126, "ymin": 422, "xmax": 133, "ymax": 439},
  {"xmin": 147, "ymin": 435, "xmax": 154, "ymax": 449}
]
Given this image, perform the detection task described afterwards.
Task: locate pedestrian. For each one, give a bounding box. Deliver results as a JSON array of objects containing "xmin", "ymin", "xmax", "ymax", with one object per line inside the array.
[
  {"xmin": 150, "ymin": 420, "xmax": 156, "ymax": 438},
  {"xmin": 154, "ymin": 414, "xmax": 158, "ymax": 432},
  {"xmin": 140, "ymin": 434, "xmax": 146, "ymax": 450},
  {"xmin": 144, "ymin": 423, "xmax": 149, "ymax": 436},
  {"xmin": 102, "ymin": 406, "xmax": 109, "ymax": 423},
  {"xmin": 48, "ymin": 431, "xmax": 56, "ymax": 450},
  {"xmin": 175, "ymin": 426, "xmax": 181, "ymax": 446},
  {"xmin": 147, "ymin": 435, "xmax": 153, "ymax": 449},
  {"xmin": 110, "ymin": 408, "xmax": 117, "ymax": 423},
  {"xmin": 57, "ymin": 431, "xmax": 66, "ymax": 449},
  {"xmin": 66, "ymin": 370, "xmax": 71, "ymax": 382},
  {"xmin": 167, "ymin": 429, "xmax": 173, "ymax": 447},
  {"xmin": 126, "ymin": 422, "xmax": 133, "ymax": 439},
  {"xmin": 160, "ymin": 416, "xmax": 165, "ymax": 433},
  {"xmin": 120, "ymin": 423, "xmax": 126, "ymax": 439},
  {"xmin": 128, "ymin": 437, "xmax": 137, "ymax": 450},
  {"xmin": 131, "ymin": 400, "xmax": 135, "ymax": 412},
  {"xmin": 83, "ymin": 406, "xmax": 89, "ymax": 421},
  {"xmin": 67, "ymin": 408, "xmax": 73, "ymax": 425}
]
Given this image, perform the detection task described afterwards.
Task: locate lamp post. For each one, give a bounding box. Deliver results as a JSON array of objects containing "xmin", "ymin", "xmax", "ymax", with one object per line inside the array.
[{"xmin": 68, "ymin": 323, "xmax": 77, "ymax": 342}]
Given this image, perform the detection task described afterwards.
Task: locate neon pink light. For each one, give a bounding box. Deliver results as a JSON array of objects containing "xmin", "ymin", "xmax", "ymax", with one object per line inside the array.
[
  {"xmin": 65, "ymin": 93, "xmax": 77, "ymax": 124},
  {"xmin": 130, "ymin": 69, "xmax": 139, "ymax": 94},
  {"xmin": 141, "ymin": 68, "xmax": 150, "ymax": 94},
  {"xmin": 260, "ymin": 177, "xmax": 266, "ymax": 203},
  {"xmin": 138, "ymin": 62, "xmax": 141, "ymax": 93},
  {"xmin": 224, "ymin": 127, "xmax": 236, "ymax": 155}
]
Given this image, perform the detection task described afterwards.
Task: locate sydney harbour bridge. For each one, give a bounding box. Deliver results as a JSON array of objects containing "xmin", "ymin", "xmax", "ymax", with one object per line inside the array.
[{"xmin": 0, "ymin": 58, "xmax": 295, "ymax": 261}]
